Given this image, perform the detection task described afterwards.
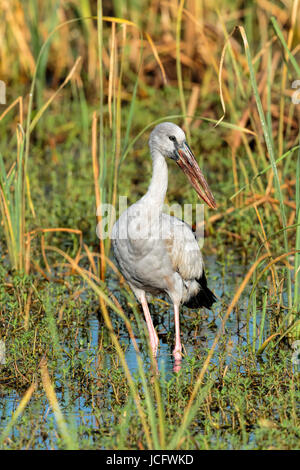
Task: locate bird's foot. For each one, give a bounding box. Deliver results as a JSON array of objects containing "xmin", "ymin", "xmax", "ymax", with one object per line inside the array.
[
  {"xmin": 173, "ymin": 345, "xmax": 182, "ymax": 361},
  {"xmin": 173, "ymin": 344, "xmax": 182, "ymax": 372}
]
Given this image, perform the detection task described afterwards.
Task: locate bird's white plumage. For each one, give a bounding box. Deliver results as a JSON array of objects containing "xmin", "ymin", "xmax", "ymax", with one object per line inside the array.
[
  {"xmin": 112, "ymin": 210, "xmax": 203, "ymax": 304},
  {"xmin": 111, "ymin": 122, "xmax": 204, "ymax": 307}
]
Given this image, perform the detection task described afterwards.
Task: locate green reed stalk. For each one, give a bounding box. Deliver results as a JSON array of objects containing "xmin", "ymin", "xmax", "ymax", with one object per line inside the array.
[
  {"xmin": 258, "ymin": 292, "xmax": 268, "ymax": 349},
  {"xmin": 266, "ymin": 46, "xmax": 274, "ymax": 148},
  {"xmin": 0, "ymin": 126, "xmax": 25, "ymax": 271},
  {"xmin": 176, "ymin": 0, "xmax": 190, "ymax": 140},
  {"xmin": 252, "ymin": 289, "xmax": 257, "ymax": 354},
  {"xmin": 294, "ymin": 142, "xmax": 300, "ymax": 309},
  {"xmin": 238, "ymin": 26, "xmax": 292, "ymax": 307},
  {"xmin": 292, "ymin": 137, "xmax": 300, "ymax": 337},
  {"xmin": 270, "ymin": 17, "xmax": 300, "ymax": 76},
  {"xmin": 121, "ymin": 38, "xmax": 144, "ymax": 162}
]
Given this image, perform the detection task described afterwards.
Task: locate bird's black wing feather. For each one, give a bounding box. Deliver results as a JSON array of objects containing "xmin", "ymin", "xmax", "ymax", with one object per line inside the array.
[{"xmin": 183, "ymin": 271, "xmax": 216, "ymax": 309}]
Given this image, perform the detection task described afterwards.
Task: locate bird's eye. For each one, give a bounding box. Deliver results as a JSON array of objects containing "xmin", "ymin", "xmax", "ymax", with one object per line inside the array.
[{"xmin": 169, "ymin": 136, "xmax": 176, "ymax": 142}]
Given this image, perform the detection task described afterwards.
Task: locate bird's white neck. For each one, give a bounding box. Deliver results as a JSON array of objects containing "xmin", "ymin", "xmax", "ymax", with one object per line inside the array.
[{"xmin": 143, "ymin": 149, "xmax": 168, "ymax": 210}]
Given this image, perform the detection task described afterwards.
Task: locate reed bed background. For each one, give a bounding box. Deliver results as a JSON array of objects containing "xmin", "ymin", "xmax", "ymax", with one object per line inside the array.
[{"xmin": 0, "ymin": 0, "xmax": 299, "ymax": 450}]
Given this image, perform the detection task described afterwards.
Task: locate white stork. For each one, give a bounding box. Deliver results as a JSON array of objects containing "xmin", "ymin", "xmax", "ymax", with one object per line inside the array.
[{"xmin": 112, "ymin": 122, "xmax": 216, "ymax": 370}]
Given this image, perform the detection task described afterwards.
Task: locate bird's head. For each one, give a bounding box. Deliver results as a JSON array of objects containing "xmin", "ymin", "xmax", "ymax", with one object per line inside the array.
[{"xmin": 149, "ymin": 122, "xmax": 217, "ymax": 210}]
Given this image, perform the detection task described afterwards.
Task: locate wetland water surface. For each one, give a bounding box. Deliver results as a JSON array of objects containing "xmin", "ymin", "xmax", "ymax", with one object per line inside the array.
[{"xmin": 0, "ymin": 257, "xmax": 297, "ymax": 449}]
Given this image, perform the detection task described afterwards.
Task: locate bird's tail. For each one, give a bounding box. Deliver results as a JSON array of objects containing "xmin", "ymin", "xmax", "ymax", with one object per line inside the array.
[{"xmin": 183, "ymin": 272, "xmax": 216, "ymax": 309}]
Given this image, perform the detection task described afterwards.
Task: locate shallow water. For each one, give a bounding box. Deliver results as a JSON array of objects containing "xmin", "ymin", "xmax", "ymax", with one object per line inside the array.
[
  {"xmin": 121, "ymin": 255, "xmax": 251, "ymax": 376},
  {"xmin": 0, "ymin": 256, "xmax": 262, "ymax": 448}
]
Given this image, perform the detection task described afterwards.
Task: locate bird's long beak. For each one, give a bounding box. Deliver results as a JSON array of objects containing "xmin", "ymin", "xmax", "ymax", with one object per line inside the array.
[{"xmin": 176, "ymin": 142, "xmax": 217, "ymax": 209}]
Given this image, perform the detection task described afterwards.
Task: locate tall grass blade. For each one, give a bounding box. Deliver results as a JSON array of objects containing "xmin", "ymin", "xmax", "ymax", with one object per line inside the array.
[
  {"xmin": 270, "ymin": 16, "xmax": 300, "ymax": 76},
  {"xmin": 40, "ymin": 358, "xmax": 78, "ymax": 450},
  {"xmin": 0, "ymin": 382, "xmax": 36, "ymax": 447},
  {"xmin": 238, "ymin": 26, "xmax": 292, "ymax": 307}
]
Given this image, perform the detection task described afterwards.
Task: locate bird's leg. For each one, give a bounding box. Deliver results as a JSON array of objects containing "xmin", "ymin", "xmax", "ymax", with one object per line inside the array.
[
  {"xmin": 140, "ymin": 292, "xmax": 159, "ymax": 357},
  {"xmin": 173, "ymin": 304, "xmax": 182, "ymax": 372}
]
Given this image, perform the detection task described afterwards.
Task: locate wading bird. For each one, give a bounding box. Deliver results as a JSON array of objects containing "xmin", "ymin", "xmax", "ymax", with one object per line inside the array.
[{"xmin": 112, "ymin": 122, "xmax": 217, "ymax": 370}]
